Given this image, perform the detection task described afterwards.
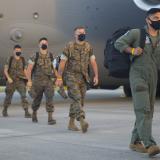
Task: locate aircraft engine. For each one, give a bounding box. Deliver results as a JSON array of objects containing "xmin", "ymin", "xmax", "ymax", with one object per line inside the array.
[{"xmin": 133, "ymin": 0, "xmax": 160, "ymax": 11}]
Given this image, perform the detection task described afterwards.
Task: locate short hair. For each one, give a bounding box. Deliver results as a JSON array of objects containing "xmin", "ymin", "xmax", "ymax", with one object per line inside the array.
[
  {"xmin": 14, "ymin": 44, "xmax": 21, "ymax": 49},
  {"xmin": 39, "ymin": 37, "xmax": 48, "ymax": 43},
  {"xmin": 74, "ymin": 26, "xmax": 85, "ymax": 31},
  {"xmin": 146, "ymin": 8, "xmax": 160, "ymax": 17}
]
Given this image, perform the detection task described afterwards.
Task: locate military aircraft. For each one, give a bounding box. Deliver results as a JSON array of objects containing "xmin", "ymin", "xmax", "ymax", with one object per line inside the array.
[{"xmin": 0, "ymin": 0, "xmax": 160, "ymax": 96}]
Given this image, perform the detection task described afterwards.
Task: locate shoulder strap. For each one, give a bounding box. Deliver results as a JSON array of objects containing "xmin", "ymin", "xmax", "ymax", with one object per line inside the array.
[
  {"xmin": 21, "ymin": 57, "xmax": 25, "ymax": 70},
  {"xmin": 8, "ymin": 56, "xmax": 14, "ymax": 72},
  {"xmin": 49, "ymin": 52, "xmax": 55, "ymax": 71},
  {"xmin": 35, "ymin": 52, "xmax": 39, "ymax": 64},
  {"xmin": 49, "ymin": 52, "xmax": 54, "ymax": 62},
  {"xmin": 31, "ymin": 52, "xmax": 39, "ymax": 75},
  {"xmin": 139, "ymin": 28, "xmax": 146, "ymax": 49},
  {"xmin": 132, "ymin": 29, "xmax": 146, "ymax": 63}
]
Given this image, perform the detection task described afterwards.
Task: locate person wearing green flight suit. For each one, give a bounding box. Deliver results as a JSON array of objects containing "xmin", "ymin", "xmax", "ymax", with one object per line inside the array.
[
  {"xmin": 114, "ymin": 8, "xmax": 160, "ymax": 157},
  {"xmin": 56, "ymin": 26, "xmax": 99, "ymax": 133}
]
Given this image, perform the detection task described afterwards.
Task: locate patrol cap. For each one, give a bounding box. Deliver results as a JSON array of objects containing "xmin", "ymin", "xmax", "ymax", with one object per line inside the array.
[
  {"xmin": 146, "ymin": 8, "xmax": 160, "ymax": 17},
  {"xmin": 14, "ymin": 44, "xmax": 21, "ymax": 49},
  {"xmin": 74, "ymin": 26, "xmax": 85, "ymax": 31},
  {"xmin": 39, "ymin": 37, "xmax": 48, "ymax": 43}
]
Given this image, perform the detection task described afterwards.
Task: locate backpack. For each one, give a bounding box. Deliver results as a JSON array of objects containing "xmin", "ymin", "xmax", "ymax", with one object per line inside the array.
[
  {"xmin": 31, "ymin": 52, "xmax": 54, "ymax": 76},
  {"xmin": 104, "ymin": 27, "xmax": 146, "ymax": 78}
]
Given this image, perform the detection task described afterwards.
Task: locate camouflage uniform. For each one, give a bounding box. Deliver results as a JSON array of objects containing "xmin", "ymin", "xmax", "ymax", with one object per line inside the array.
[
  {"xmin": 3, "ymin": 57, "xmax": 29, "ymax": 113},
  {"xmin": 28, "ymin": 52, "xmax": 55, "ymax": 113},
  {"xmin": 61, "ymin": 41, "xmax": 93, "ymax": 120}
]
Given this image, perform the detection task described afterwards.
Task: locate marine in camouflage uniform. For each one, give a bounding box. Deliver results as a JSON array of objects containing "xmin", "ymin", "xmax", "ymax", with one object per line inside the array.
[
  {"xmin": 2, "ymin": 45, "xmax": 31, "ymax": 118},
  {"xmin": 56, "ymin": 27, "xmax": 98, "ymax": 133},
  {"xmin": 115, "ymin": 8, "xmax": 160, "ymax": 157},
  {"xmin": 27, "ymin": 37, "xmax": 56, "ymax": 125}
]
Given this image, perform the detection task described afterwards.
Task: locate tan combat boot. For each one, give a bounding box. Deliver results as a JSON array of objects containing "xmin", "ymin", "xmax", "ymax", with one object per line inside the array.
[
  {"xmin": 2, "ymin": 107, "xmax": 8, "ymax": 117},
  {"xmin": 129, "ymin": 142, "xmax": 147, "ymax": 153},
  {"xmin": 68, "ymin": 117, "xmax": 80, "ymax": 131},
  {"xmin": 32, "ymin": 111, "xmax": 38, "ymax": 122},
  {"xmin": 48, "ymin": 112, "xmax": 56, "ymax": 125},
  {"xmin": 24, "ymin": 108, "xmax": 31, "ymax": 118},
  {"xmin": 147, "ymin": 145, "xmax": 160, "ymax": 157},
  {"xmin": 80, "ymin": 117, "xmax": 89, "ymax": 133}
]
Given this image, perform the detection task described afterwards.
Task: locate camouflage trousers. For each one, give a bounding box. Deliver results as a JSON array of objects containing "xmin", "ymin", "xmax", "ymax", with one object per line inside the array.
[
  {"xmin": 3, "ymin": 80, "xmax": 29, "ymax": 109},
  {"xmin": 66, "ymin": 73, "xmax": 87, "ymax": 121},
  {"xmin": 31, "ymin": 79, "xmax": 54, "ymax": 112}
]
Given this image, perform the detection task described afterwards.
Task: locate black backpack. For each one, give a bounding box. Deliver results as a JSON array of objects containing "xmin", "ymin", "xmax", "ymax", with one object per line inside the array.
[{"xmin": 104, "ymin": 27, "xmax": 146, "ymax": 78}]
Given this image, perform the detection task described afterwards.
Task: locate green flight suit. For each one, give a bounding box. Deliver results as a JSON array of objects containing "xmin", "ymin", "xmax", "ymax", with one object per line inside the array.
[{"xmin": 115, "ymin": 28, "xmax": 160, "ymax": 148}]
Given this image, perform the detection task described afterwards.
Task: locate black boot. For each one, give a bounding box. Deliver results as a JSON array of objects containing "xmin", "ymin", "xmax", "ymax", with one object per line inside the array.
[
  {"xmin": 24, "ymin": 108, "xmax": 31, "ymax": 118},
  {"xmin": 2, "ymin": 107, "xmax": 8, "ymax": 117},
  {"xmin": 48, "ymin": 112, "xmax": 56, "ymax": 125},
  {"xmin": 32, "ymin": 111, "xmax": 38, "ymax": 122}
]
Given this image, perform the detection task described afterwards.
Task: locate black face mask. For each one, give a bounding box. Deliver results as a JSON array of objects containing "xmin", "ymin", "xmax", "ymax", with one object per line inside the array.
[
  {"xmin": 150, "ymin": 19, "xmax": 160, "ymax": 30},
  {"xmin": 41, "ymin": 44, "xmax": 48, "ymax": 50},
  {"xmin": 78, "ymin": 34, "xmax": 86, "ymax": 41},
  {"xmin": 16, "ymin": 52, "xmax": 21, "ymax": 56}
]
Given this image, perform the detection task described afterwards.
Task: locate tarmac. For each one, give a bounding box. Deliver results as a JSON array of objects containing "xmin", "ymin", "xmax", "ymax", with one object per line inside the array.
[{"xmin": 0, "ymin": 88, "xmax": 160, "ymax": 160}]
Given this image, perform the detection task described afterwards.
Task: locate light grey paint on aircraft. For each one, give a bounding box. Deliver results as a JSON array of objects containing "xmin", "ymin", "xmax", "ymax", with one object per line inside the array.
[{"xmin": 0, "ymin": 0, "xmax": 158, "ymax": 89}]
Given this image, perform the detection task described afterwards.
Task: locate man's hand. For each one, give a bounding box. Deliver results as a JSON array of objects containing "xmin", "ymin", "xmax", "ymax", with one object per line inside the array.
[
  {"xmin": 93, "ymin": 76, "xmax": 98, "ymax": 86},
  {"xmin": 55, "ymin": 78, "xmax": 63, "ymax": 87},
  {"xmin": 27, "ymin": 80, "xmax": 32, "ymax": 90},
  {"xmin": 131, "ymin": 47, "xmax": 143, "ymax": 56},
  {"xmin": 7, "ymin": 77, "xmax": 13, "ymax": 84}
]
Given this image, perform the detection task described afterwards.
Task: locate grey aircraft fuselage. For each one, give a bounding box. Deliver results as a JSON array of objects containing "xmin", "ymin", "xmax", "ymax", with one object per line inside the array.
[{"xmin": 0, "ymin": 0, "xmax": 160, "ymax": 95}]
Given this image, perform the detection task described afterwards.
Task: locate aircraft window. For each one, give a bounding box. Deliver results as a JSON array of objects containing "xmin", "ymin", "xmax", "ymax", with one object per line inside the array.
[
  {"xmin": 33, "ymin": 12, "xmax": 39, "ymax": 20},
  {"xmin": 10, "ymin": 29, "xmax": 23, "ymax": 42}
]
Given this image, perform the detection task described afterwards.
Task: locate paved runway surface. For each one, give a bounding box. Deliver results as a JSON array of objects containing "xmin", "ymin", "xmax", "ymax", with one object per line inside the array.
[{"xmin": 0, "ymin": 88, "xmax": 160, "ymax": 160}]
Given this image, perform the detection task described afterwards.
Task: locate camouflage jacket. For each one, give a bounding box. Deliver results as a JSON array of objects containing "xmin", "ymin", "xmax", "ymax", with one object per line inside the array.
[
  {"xmin": 29, "ymin": 52, "xmax": 55, "ymax": 81},
  {"xmin": 62, "ymin": 41, "xmax": 93, "ymax": 81},
  {"xmin": 5, "ymin": 56, "xmax": 26, "ymax": 80}
]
